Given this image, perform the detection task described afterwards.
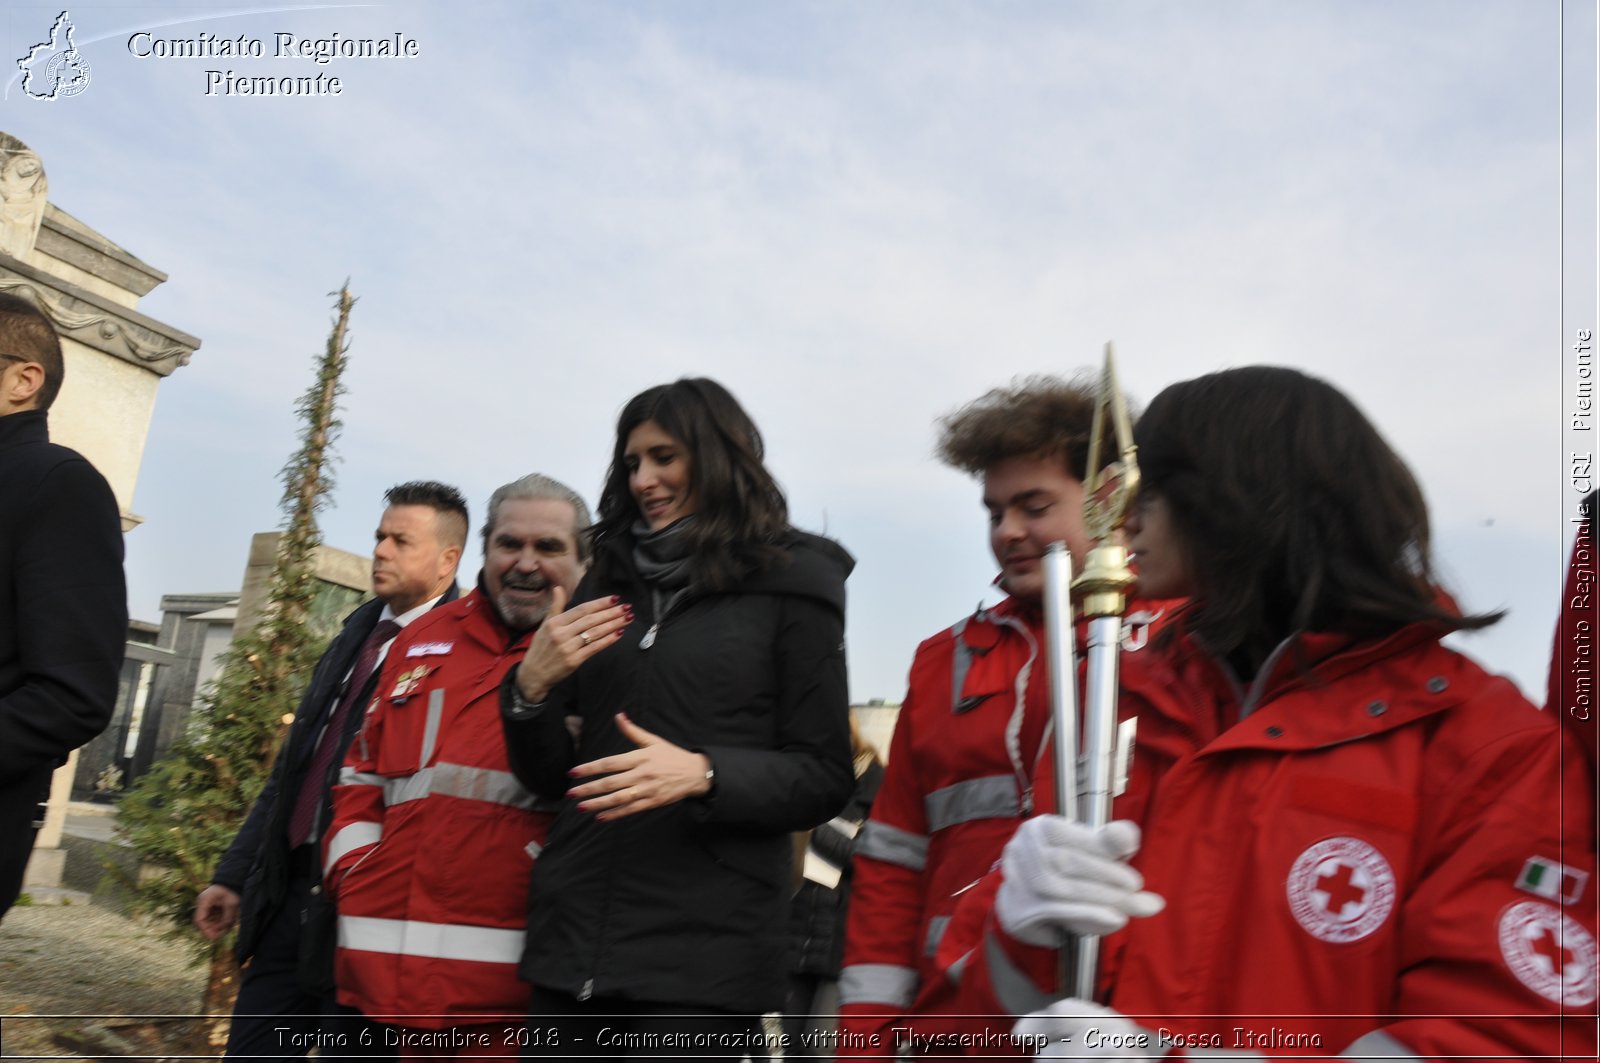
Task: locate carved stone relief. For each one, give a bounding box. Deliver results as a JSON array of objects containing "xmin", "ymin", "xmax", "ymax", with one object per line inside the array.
[{"xmin": 0, "ymin": 134, "xmax": 47, "ymax": 260}]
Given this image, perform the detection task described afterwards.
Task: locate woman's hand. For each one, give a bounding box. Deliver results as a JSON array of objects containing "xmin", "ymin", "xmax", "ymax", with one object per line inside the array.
[
  {"xmin": 568, "ymin": 713, "xmax": 713, "ymax": 821},
  {"xmin": 514, "ymin": 587, "xmax": 633, "ymax": 703}
]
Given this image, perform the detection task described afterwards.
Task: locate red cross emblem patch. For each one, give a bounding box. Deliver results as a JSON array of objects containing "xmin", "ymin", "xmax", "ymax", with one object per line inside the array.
[
  {"xmin": 1498, "ymin": 900, "xmax": 1599, "ymax": 1007},
  {"xmin": 1286, "ymin": 837, "xmax": 1397, "ymax": 943}
]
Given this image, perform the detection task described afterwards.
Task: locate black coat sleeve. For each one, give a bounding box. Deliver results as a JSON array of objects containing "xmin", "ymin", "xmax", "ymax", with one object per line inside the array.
[
  {"xmin": 500, "ymin": 664, "xmax": 579, "ymax": 800},
  {"xmin": 209, "ymin": 602, "xmax": 376, "ymax": 890},
  {"xmin": 0, "ymin": 458, "xmax": 125, "ymax": 779},
  {"xmin": 695, "ymin": 594, "xmax": 854, "ymax": 832},
  {"xmin": 211, "ymin": 782, "xmax": 273, "ymax": 891},
  {"xmin": 809, "ymin": 761, "xmax": 883, "ymax": 871}
]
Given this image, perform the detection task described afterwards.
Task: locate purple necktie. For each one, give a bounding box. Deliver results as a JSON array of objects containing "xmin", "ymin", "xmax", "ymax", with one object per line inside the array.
[{"xmin": 286, "ymin": 618, "xmax": 401, "ymax": 849}]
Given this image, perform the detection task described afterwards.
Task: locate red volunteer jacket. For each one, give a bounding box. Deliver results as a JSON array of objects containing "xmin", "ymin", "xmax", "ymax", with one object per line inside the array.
[
  {"xmin": 930, "ymin": 621, "xmax": 1599, "ymax": 1061},
  {"xmin": 839, "ymin": 596, "xmax": 1172, "ymax": 1055},
  {"xmin": 323, "ymin": 589, "xmax": 555, "ymax": 1028}
]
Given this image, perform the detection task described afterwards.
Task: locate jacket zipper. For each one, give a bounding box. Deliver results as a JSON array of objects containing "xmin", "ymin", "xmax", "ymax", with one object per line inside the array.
[
  {"xmin": 637, "ymin": 587, "xmax": 692, "ymax": 651},
  {"xmin": 583, "ymin": 590, "xmax": 678, "ymax": 998},
  {"xmin": 986, "ymin": 611, "xmax": 1042, "ymax": 816}
]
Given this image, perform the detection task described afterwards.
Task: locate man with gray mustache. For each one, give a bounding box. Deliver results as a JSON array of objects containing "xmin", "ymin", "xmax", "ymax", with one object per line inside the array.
[{"xmin": 322, "ymin": 474, "xmax": 594, "ymax": 1050}]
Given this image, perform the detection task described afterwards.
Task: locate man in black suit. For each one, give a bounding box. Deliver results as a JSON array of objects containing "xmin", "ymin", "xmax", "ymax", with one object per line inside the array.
[
  {"xmin": 0, "ymin": 292, "xmax": 126, "ymax": 920},
  {"xmin": 194, "ymin": 481, "xmax": 466, "ymax": 1060}
]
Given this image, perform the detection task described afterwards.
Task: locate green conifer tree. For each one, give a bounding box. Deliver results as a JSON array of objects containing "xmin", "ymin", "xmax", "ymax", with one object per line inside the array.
[{"xmin": 115, "ymin": 287, "xmax": 356, "ymax": 1016}]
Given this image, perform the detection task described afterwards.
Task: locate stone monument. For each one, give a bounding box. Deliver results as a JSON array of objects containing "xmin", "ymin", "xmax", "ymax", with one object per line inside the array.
[{"xmin": 0, "ymin": 132, "xmax": 201, "ymax": 892}]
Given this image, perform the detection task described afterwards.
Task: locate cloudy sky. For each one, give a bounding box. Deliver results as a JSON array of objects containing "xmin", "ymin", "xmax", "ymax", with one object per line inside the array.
[{"xmin": 1, "ymin": 0, "xmax": 1591, "ymax": 703}]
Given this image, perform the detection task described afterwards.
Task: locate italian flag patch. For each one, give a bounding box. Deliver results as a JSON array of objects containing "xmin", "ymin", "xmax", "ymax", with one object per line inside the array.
[{"xmin": 1517, "ymin": 856, "xmax": 1588, "ymax": 904}]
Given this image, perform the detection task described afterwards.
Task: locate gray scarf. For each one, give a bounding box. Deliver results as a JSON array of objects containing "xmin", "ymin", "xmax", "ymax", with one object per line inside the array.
[{"xmin": 631, "ymin": 516, "xmax": 696, "ymax": 621}]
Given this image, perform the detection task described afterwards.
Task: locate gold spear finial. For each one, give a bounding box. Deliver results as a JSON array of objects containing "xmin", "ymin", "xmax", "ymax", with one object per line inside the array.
[
  {"xmin": 1082, "ymin": 341, "xmax": 1140, "ymax": 542},
  {"xmin": 1074, "ymin": 342, "xmax": 1139, "ymax": 619}
]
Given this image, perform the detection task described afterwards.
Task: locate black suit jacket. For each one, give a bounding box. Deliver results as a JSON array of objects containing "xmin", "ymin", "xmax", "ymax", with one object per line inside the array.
[{"xmin": 212, "ymin": 583, "xmax": 460, "ymax": 964}]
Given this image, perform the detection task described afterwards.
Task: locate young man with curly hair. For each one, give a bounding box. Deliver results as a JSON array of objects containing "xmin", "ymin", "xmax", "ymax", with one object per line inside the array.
[{"xmin": 837, "ymin": 377, "xmax": 1169, "ymax": 1053}]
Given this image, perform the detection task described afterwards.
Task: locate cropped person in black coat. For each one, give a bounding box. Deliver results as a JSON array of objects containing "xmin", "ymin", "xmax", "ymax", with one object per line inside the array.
[
  {"xmin": 502, "ymin": 377, "xmax": 855, "ymax": 1060},
  {"xmin": 784, "ymin": 719, "xmax": 884, "ymax": 1056},
  {"xmin": 0, "ymin": 292, "xmax": 125, "ymax": 921}
]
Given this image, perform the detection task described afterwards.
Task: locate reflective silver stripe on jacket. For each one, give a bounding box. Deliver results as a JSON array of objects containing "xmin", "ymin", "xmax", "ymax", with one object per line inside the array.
[
  {"xmin": 983, "ymin": 931, "xmax": 1052, "ymax": 1016},
  {"xmin": 1337, "ymin": 1030, "xmax": 1420, "ymax": 1061},
  {"xmin": 944, "ymin": 609, "xmax": 1041, "ymax": 817},
  {"xmin": 924, "ymin": 774, "xmax": 1021, "ymax": 833},
  {"xmin": 924, "ymin": 915, "xmax": 950, "ymax": 958},
  {"xmin": 337, "ymin": 914, "xmax": 524, "ymax": 965},
  {"xmin": 946, "ymin": 948, "xmax": 973, "ymax": 986},
  {"xmin": 837, "ymin": 963, "xmax": 918, "ymax": 1008},
  {"xmin": 338, "ymin": 768, "xmax": 386, "ymax": 788},
  {"xmin": 857, "ymin": 821, "xmax": 929, "ymax": 871},
  {"xmin": 323, "ymin": 821, "xmax": 381, "ymax": 876},
  {"xmin": 948, "ymin": 617, "xmax": 973, "ymax": 713},
  {"xmin": 383, "ymin": 762, "xmax": 539, "ymax": 810},
  {"xmin": 419, "ymin": 688, "xmax": 445, "ymax": 765}
]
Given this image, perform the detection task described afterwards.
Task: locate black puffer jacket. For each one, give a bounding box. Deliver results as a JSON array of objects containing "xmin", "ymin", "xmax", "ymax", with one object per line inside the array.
[{"xmin": 501, "ymin": 530, "xmax": 855, "ymax": 1013}]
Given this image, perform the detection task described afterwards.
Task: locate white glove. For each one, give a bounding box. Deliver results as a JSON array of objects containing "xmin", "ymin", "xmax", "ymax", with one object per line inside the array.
[
  {"xmin": 994, "ymin": 817, "xmax": 1165, "ymax": 946},
  {"xmin": 1015, "ymin": 999, "xmax": 1165, "ymax": 1060}
]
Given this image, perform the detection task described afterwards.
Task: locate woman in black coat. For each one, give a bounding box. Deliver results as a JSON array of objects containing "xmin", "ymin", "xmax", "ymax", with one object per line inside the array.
[{"xmin": 501, "ymin": 377, "xmax": 855, "ymax": 1060}]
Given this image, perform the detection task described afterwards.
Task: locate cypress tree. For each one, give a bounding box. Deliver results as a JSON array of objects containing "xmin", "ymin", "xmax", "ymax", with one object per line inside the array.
[{"xmin": 115, "ymin": 286, "xmax": 356, "ymax": 1019}]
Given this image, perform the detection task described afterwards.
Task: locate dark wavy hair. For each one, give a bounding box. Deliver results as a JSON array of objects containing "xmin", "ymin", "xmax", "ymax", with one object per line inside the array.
[
  {"xmin": 594, "ymin": 378, "xmax": 789, "ymax": 591},
  {"xmin": 937, "ymin": 375, "xmax": 1101, "ymax": 479},
  {"xmin": 1136, "ymin": 366, "xmax": 1498, "ymax": 669}
]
